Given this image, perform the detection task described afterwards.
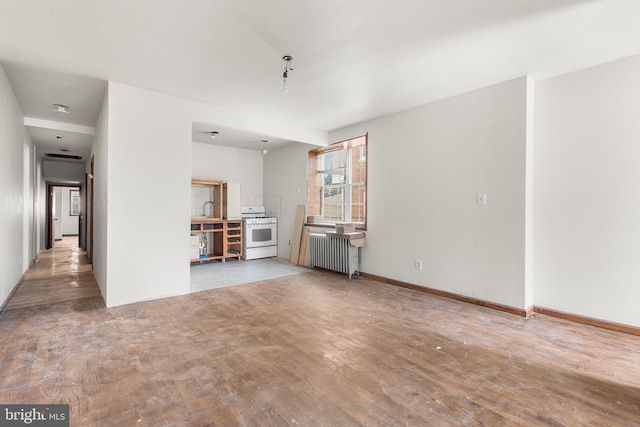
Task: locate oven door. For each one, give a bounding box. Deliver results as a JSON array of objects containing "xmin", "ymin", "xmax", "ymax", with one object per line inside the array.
[{"xmin": 244, "ymin": 223, "xmax": 277, "ymax": 248}]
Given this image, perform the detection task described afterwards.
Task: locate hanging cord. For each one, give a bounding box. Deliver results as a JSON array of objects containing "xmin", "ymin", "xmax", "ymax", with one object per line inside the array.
[{"xmin": 282, "ymin": 55, "xmax": 294, "ymax": 92}]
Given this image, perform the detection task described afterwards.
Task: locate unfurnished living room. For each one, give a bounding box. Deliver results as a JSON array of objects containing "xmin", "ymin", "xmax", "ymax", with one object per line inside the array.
[{"xmin": 1, "ymin": 1, "xmax": 640, "ymax": 426}]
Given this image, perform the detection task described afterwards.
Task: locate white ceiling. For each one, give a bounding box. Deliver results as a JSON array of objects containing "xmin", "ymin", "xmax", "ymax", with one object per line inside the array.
[
  {"xmin": 1, "ymin": 0, "xmax": 639, "ymax": 159},
  {"xmin": 2, "ymin": 64, "xmax": 106, "ymax": 160},
  {"xmin": 192, "ymin": 122, "xmax": 293, "ymax": 151}
]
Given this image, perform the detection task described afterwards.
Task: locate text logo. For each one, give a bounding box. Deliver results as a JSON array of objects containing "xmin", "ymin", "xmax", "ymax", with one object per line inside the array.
[{"xmin": 1, "ymin": 405, "xmax": 69, "ymax": 426}]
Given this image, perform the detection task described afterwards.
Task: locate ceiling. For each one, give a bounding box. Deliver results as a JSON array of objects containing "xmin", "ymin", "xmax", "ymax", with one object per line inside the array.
[
  {"xmin": 192, "ymin": 123, "xmax": 293, "ymax": 151},
  {"xmin": 1, "ymin": 0, "xmax": 639, "ymax": 159},
  {"xmin": 3, "ymin": 65, "xmax": 106, "ymax": 161}
]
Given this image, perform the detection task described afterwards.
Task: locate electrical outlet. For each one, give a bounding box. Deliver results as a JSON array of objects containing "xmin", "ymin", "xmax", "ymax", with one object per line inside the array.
[{"xmin": 415, "ymin": 259, "xmax": 423, "ymax": 271}]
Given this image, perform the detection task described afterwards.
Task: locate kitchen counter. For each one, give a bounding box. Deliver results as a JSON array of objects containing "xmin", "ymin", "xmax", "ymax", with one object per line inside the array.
[{"xmin": 191, "ymin": 216, "xmax": 221, "ymax": 222}]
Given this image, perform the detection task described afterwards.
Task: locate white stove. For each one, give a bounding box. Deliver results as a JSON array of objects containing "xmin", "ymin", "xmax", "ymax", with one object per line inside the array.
[{"xmin": 241, "ymin": 206, "xmax": 277, "ymax": 260}]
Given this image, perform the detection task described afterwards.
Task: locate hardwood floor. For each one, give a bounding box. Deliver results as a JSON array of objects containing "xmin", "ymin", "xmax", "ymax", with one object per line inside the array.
[
  {"xmin": 54, "ymin": 235, "xmax": 81, "ymax": 248},
  {"xmin": 1, "ymin": 258, "xmax": 640, "ymax": 425},
  {"xmin": 3, "ymin": 241, "xmax": 101, "ymax": 310}
]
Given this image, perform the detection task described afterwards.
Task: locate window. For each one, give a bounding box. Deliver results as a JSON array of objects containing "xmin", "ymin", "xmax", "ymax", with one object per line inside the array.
[
  {"xmin": 307, "ymin": 135, "xmax": 367, "ymax": 228},
  {"xmin": 69, "ymin": 190, "xmax": 80, "ymax": 216}
]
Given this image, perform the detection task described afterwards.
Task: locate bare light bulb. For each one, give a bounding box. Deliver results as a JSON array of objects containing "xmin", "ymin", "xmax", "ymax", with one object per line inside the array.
[
  {"xmin": 282, "ymin": 70, "xmax": 289, "ymax": 93},
  {"xmin": 281, "ymin": 55, "xmax": 293, "ymax": 93}
]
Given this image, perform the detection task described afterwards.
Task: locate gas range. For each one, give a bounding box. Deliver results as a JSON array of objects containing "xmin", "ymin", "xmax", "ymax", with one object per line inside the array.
[{"xmin": 241, "ymin": 206, "xmax": 278, "ymax": 260}]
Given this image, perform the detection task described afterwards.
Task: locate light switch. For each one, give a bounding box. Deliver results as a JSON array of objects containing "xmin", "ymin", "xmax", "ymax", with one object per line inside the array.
[{"xmin": 477, "ymin": 193, "xmax": 487, "ymax": 205}]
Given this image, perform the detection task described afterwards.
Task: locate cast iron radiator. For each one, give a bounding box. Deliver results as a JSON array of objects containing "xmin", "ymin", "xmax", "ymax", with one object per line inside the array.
[{"xmin": 309, "ymin": 233, "xmax": 359, "ymax": 279}]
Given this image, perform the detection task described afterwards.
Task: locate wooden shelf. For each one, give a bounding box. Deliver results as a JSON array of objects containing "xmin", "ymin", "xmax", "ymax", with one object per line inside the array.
[
  {"xmin": 223, "ymin": 220, "xmax": 242, "ymax": 261},
  {"xmin": 190, "ymin": 219, "xmax": 242, "ymax": 263}
]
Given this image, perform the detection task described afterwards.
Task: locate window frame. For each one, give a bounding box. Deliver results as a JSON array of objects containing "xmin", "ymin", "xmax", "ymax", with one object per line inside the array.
[
  {"xmin": 306, "ymin": 134, "xmax": 368, "ymax": 230},
  {"xmin": 69, "ymin": 189, "xmax": 80, "ymax": 216}
]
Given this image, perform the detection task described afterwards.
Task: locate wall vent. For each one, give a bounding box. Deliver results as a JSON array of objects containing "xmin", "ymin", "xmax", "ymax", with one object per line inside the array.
[{"xmin": 45, "ymin": 153, "xmax": 83, "ymax": 160}]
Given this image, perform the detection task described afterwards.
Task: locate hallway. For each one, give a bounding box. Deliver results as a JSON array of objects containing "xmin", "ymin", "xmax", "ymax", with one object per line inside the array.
[{"xmin": 3, "ymin": 237, "xmax": 102, "ymax": 311}]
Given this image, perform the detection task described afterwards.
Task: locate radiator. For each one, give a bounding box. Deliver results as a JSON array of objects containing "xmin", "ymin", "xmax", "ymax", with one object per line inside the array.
[{"xmin": 309, "ymin": 233, "xmax": 360, "ymax": 279}]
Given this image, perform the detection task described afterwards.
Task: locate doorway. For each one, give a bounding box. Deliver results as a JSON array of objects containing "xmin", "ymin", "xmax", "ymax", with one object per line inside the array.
[{"xmin": 46, "ymin": 184, "xmax": 82, "ymax": 249}]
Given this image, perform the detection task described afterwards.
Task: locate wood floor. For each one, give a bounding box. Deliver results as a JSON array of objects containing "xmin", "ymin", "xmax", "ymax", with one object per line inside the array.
[
  {"xmin": 1, "ymin": 248, "xmax": 640, "ymax": 426},
  {"xmin": 3, "ymin": 237, "xmax": 101, "ymax": 310}
]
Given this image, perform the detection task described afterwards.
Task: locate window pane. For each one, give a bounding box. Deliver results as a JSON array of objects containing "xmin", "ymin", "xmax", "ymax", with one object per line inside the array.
[
  {"xmin": 322, "ymin": 187, "xmax": 345, "ymax": 222},
  {"xmin": 321, "ymin": 150, "xmax": 345, "ymax": 172},
  {"xmin": 351, "ymin": 185, "xmax": 366, "ymax": 223},
  {"xmin": 351, "ymin": 146, "xmax": 366, "ymax": 184},
  {"xmin": 324, "ymin": 172, "xmax": 344, "ymax": 185}
]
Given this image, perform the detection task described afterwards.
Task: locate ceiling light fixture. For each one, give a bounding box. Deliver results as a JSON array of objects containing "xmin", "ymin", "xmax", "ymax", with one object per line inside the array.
[
  {"xmin": 210, "ymin": 131, "xmax": 220, "ymax": 139},
  {"xmin": 53, "ymin": 104, "xmax": 69, "ymax": 113},
  {"xmin": 282, "ymin": 55, "xmax": 293, "ymax": 93},
  {"xmin": 261, "ymin": 139, "xmax": 269, "ymax": 155}
]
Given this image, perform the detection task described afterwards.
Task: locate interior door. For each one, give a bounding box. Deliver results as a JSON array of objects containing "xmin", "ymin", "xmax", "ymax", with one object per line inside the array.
[
  {"xmin": 53, "ymin": 187, "xmax": 63, "ymax": 241},
  {"xmin": 46, "ymin": 184, "xmax": 53, "ymax": 249}
]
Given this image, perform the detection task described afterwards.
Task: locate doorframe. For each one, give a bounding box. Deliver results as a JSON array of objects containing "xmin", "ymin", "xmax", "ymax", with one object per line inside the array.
[
  {"xmin": 79, "ymin": 174, "xmax": 86, "ymax": 250},
  {"xmin": 46, "ymin": 184, "xmax": 54, "ymax": 249},
  {"xmin": 46, "ymin": 183, "xmax": 83, "ymax": 249},
  {"xmin": 81, "ymin": 173, "xmax": 88, "ymax": 250},
  {"xmin": 89, "ymin": 155, "xmax": 94, "ymax": 265}
]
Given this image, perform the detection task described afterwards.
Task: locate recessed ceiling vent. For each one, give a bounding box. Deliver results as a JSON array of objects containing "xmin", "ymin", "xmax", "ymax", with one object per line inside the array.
[
  {"xmin": 45, "ymin": 152, "xmax": 83, "ymax": 160},
  {"xmin": 53, "ymin": 104, "xmax": 70, "ymax": 113}
]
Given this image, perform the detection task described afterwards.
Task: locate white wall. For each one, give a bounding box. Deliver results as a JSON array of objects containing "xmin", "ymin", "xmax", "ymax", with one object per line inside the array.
[
  {"xmin": 263, "ymin": 142, "xmax": 319, "ymax": 258},
  {"xmin": 326, "ymin": 77, "xmax": 530, "ymax": 310},
  {"xmin": 105, "ymin": 83, "xmax": 192, "ymax": 306},
  {"xmin": 23, "ymin": 142, "xmax": 43, "ymax": 273},
  {"xmin": 524, "ymin": 77, "xmax": 535, "ymax": 310},
  {"xmin": 33, "ymin": 153, "xmax": 46, "ymax": 258},
  {"xmin": 90, "ymin": 86, "xmax": 109, "ymax": 299},
  {"xmin": 534, "ymin": 54, "xmax": 640, "ymax": 327},
  {"xmin": 0, "ymin": 63, "xmax": 40, "ymax": 307},
  {"xmin": 192, "ymin": 142, "xmax": 263, "ymax": 199},
  {"xmin": 0, "ymin": 64, "xmax": 24, "ymax": 303}
]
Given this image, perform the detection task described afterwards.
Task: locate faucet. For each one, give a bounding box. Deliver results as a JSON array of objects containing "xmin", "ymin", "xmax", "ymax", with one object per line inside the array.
[{"xmin": 203, "ymin": 201, "xmax": 215, "ymax": 217}]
